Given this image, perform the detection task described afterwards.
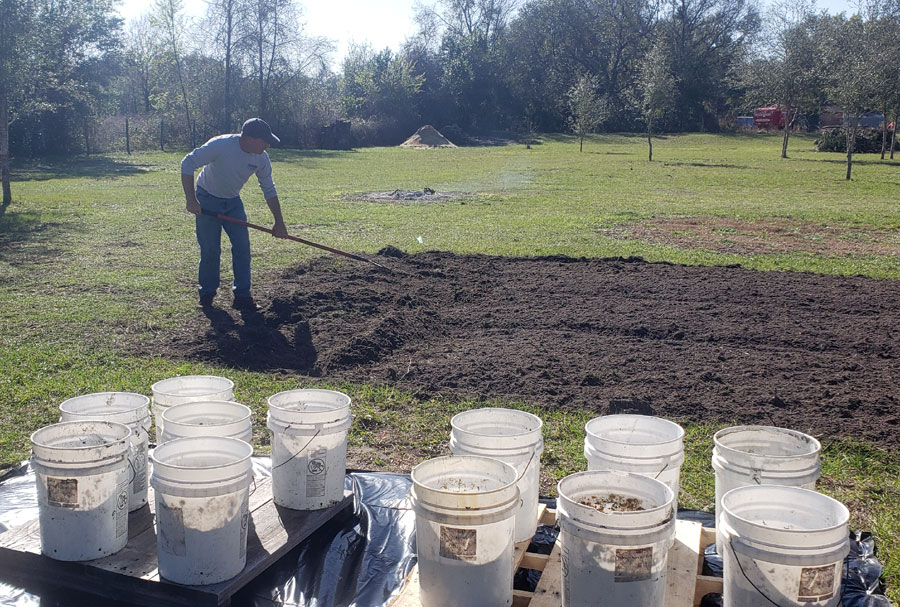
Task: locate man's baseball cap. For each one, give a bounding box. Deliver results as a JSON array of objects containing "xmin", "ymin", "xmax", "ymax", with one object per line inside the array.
[{"xmin": 241, "ymin": 118, "xmax": 280, "ymax": 145}]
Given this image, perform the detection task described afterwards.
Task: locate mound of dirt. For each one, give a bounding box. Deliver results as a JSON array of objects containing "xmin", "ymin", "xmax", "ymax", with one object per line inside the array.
[
  {"xmin": 149, "ymin": 252, "xmax": 900, "ymax": 449},
  {"xmin": 400, "ymin": 125, "xmax": 456, "ymax": 148}
]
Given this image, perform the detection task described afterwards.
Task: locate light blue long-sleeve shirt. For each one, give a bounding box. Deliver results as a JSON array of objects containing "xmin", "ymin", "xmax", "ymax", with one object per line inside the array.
[{"xmin": 181, "ymin": 134, "xmax": 278, "ymax": 200}]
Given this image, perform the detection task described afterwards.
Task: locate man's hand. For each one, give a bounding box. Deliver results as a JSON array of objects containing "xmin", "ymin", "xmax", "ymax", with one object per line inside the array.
[
  {"xmin": 186, "ymin": 197, "xmax": 201, "ymax": 215},
  {"xmin": 272, "ymin": 219, "xmax": 288, "ymax": 238}
]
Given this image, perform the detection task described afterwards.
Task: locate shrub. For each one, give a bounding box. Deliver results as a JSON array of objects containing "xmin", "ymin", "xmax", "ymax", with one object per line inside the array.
[{"xmin": 815, "ymin": 128, "xmax": 894, "ymax": 153}]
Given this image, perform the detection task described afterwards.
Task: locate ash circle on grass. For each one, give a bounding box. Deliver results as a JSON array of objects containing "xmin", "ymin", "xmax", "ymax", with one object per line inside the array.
[{"xmin": 354, "ymin": 189, "xmax": 468, "ymax": 204}]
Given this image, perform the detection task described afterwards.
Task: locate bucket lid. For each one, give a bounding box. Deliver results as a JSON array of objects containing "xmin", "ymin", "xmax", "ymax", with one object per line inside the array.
[
  {"xmin": 267, "ymin": 389, "xmax": 351, "ymax": 430},
  {"xmin": 150, "ymin": 436, "xmax": 253, "ymax": 497},
  {"xmin": 151, "ymin": 375, "xmax": 234, "ymax": 407},
  {"xmin": 31, "ymin": 420, "xmax": 132, "ymax": 466},
  {"xmin": 162, "ymin": 400, "xmax": 252, "ymax": 438},
  {"xmin": 411, "ymin": 455, "xmax": 520, "ymax": 514},
  {"xmin": 450, "ymin": 408, "xmax": 543, "ymax": 451},
  {"xmin": 556, "ymin": 470, "xmax": 675, "ymax": 533},
  {"xmin": 721, "ymin": 485, "xmax": 849, "ymax": 550},
  {"xmin": 713, "ymin": 426, "xmax": 821, "ymax": 469},
  {"xmin": 59, "ymin": 392, "xmax": 150, "ymax": 426},
  {"xmin": 584, "ymin": 415, "xmax": 684, "ymax": 460}
]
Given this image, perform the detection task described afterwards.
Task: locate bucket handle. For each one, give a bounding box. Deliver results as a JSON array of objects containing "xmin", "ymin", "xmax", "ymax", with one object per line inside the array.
[
  {"xmin": 272, "ymin": 428, "xmax": 322, "ymax": 471},
  {"xmin": 729, "ymin": 537, "xmax": 846, "ymax": 607}
]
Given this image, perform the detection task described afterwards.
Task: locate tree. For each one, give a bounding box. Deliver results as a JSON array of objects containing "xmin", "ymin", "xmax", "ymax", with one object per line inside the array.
[
  {"xmin": 567, "ymin": 73, "xmax": 609, "ymax": 151},
  {"xmin": 0, "ymin": 0, "xmax": 33, "ymax": 208},
  {"xmin": 639, "ymin": 33, "xmax": 675, "ymax": 160},
  {"xmin": 203, "ymin": 0, "xmax": 246, "ymax": 131},
  {"xmin": 152, "ymin": 0, "xmax": 195, "ymax": 147},
  {"xmin": 818, "ymin": 14, "xmax": 876, "ymax": 180}
]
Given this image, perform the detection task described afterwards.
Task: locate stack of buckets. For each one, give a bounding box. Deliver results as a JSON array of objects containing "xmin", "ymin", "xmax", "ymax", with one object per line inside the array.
[
  {"xmin": 28, "ymin": 376, "xmax": 354, "ymax": 589},
  {"xmin": 412, "ymin": 410, "xmax": 850, "ymax": 607}
]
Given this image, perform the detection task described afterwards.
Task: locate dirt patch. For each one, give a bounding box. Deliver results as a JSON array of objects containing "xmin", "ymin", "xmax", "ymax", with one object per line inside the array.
[
  {"xmin": 145, "ymin": 252, "xmax": 900, "ymax": 449},
  {"xmin": 603, "ymin": 216, "xmax": 900, "ymax": 257},
  {"xmin": 400, "ymin": 125, "xmax": 456, "ymax": 148},
  {"xmin": 355, "ymin": 189, "xmax": 467, "ymax": 204},
  {"xmin": 579, "ymin": 494, "xmax": 645, "ymax": 512}
]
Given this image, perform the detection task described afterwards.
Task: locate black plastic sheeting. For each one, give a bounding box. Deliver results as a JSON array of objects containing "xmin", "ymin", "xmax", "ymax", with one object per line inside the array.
[{"xmin": 0, "ymin": 460, "xmax": 893, "ymax": 607}]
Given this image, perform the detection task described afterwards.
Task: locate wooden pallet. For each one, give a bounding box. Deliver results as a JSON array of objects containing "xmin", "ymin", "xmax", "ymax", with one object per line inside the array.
[
  {"xmin": 391, "ymin": 509, "xmax": 723, "ymax": 607},
  {"xmin": 0, "ymin": 478, "xmax": 353, "ymax": 607}
]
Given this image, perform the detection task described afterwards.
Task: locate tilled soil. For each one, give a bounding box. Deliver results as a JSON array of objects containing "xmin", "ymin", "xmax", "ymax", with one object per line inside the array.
[{"xmin": 151, "ymin": 251, "xmax": 900, "ymax": 448}]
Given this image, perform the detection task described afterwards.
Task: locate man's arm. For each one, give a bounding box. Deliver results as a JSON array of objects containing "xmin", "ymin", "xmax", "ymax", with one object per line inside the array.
[
  {"xmin": 182, "ymin": 173, "xmax": 201, "ymax": 215},
  {"xmin": 266, "ymin": 196, "xmax": 288, "ymax": 238}
]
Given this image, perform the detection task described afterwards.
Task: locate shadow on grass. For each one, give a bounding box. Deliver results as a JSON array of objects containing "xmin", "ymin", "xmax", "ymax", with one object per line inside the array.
[
  {"xmin": 661, "ymin": 161, "xmax": 750, "ymax": 169},
  {"xmin": 788, "ymin": 156, "xmax": 900, "ymax": 167},
  {"xmin": 0, "ymin": 210, "xmax": 75, "ymax": 265},
  {"xmin": 197, "ymin": 304, "xmax": 318, "ymax": 373},
  {"xmin": 10, "ymin": 155, "xmax": 151, "ymax": 181}
]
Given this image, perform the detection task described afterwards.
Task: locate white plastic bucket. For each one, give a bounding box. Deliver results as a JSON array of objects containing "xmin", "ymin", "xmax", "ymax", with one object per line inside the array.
[
  {"xmin": 584, "ymin": 414, "xmax": 685, "ymax": 501},
  {"xmin": 411, "ymin": 455, "xmax": 520, "ymax": 607},
  {"xmin": 266, "ymin": 389, "xmax": 352, "ymax": 510},
  {"xmin": 149, "ymin": 436, "xmax": 254, "ymax": 585},
  {"xmin": 449, "ymin": 407, "xmax": 544, "ymax": 542},
  {"xmin": 712, "ymin": 425, "xmax": 821, "ymax": 554},
  {"xmin": 160, "ymin": 400, "xmax": 253, "ymax": 444},
  {"xmin": 59, "ymin": 392, "xmax": 151, "ymax": 511},
  {"xmin": 720, "ymin": 485, "xmax": 849, "ymax": 607},
  {"xmin": 30, "ymin": 420, "xmax": 132, "ymax": 561},
  {"xmin": 556, "ymin": 470, "xmax": 676, "ymax": 607},
  {"xmin": 150, "ymin": 375, "xmax": 235, "ymax": 444}
]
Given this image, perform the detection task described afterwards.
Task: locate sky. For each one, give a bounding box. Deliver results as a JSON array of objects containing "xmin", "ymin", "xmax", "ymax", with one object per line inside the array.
[{"xmin": 117, "ymin": 0, "xmax": 857, "ymax": 64}]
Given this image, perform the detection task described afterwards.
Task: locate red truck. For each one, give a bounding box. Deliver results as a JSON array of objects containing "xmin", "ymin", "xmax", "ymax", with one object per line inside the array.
[{"xmin": 753, "ymin": 106, "xmax": 785, "ymax": 129}]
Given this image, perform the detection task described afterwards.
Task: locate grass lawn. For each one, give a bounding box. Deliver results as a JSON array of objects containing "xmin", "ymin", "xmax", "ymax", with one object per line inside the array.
[{"xmin": 1, "ymin": 132, "xmax": 899, "ymax": 600}]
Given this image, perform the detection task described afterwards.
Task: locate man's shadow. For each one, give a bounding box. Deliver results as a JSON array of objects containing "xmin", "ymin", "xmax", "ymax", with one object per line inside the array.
[{"xmin": 200, "ymin": 305, "xmax": 317, "ymax": 373}]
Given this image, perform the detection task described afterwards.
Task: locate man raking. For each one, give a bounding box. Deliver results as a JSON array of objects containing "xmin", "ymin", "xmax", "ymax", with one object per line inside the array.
[{"xmin": 181, "ymin": 118, "xmax": 288, "ymax": 310}]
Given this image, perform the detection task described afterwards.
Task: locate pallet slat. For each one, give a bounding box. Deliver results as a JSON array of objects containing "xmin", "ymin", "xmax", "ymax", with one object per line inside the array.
[{"xmin": 0, "ymin": 478, "xmax": 353, "ymax": 606}]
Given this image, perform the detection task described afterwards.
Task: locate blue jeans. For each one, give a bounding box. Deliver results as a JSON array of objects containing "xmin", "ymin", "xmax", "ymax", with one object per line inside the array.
[{"xmin": 195, "ymin": 187, "xmax": 251, "ymax": 298}]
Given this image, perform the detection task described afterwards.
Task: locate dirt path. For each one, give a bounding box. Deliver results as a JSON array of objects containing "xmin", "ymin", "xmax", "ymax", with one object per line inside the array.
[{"xmin": 151, "ymin": 251, "xmax": 900, "ymax": 449}]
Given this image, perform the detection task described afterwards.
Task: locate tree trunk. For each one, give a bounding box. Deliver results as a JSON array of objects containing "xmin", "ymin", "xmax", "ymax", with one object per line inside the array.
[
  {"xmin": 881, "ymin": 106, "xmax": 888, "ymax": 160},
  {"xmin": 891, "ymin": 111, "xmax": 896, "ymax": 159},
  {"xmin": 160, "ymin": 119, "xmax": 165, "ymax": 151},
  {"xmin": 781, "ymin": 108, "xmax": 794, "ymax": 159},
  {"xmin": 579, "ymin": 134, "xmax": 583, "ymax": 152},
  {"xmin": 126, "ymin": 116, "xmax": 131, "ymax": 155},
  {"xmin": 845, "ymin": 123, "xmax": 856, "ymax": 181},
  {"xmin": 647, "ymin": 116, "xmax": 653, "ymax": 162},
  {"xmin": 1, "ymin": 92, "xmax": 11, "ymax": 209}
]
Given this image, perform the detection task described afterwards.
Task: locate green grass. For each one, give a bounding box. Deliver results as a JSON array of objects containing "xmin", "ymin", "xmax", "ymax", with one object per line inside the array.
[{"xmin": 2, "ymin": 132, "xmax": 899, "ymax": 601}]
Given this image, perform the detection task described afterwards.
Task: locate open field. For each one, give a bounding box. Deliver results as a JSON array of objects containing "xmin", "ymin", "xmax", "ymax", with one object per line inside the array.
[{"xmin": 1, "ymin": 132, "xmax": 899, "ymax": 601}]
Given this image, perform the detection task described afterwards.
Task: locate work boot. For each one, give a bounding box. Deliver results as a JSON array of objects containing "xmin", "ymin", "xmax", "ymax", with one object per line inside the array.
[
  {"xmin": 199, "ymin": 293, "xmax": 215, "ymax": 307},
  {"xmin": 232, "ymin": 296, "xmax": 260, "ymax": 311}
]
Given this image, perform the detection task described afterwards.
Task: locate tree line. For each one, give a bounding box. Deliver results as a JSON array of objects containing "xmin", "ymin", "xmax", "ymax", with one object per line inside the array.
[{"xmin": 2, "ymin": 0, "xmax": 899, "ymax": 206}]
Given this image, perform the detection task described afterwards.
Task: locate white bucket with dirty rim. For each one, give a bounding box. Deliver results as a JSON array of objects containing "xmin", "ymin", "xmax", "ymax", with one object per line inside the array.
[
  {"xmin": 556, "ymin": 470, "xmax": 676, "ymax": 607},
  {"xmin": 267, "ymin": 389, "xmax": 352, "ymax": 510},
  {"xmin": 160, "ymin": 400, "xmax": 253, "ymax": 444},
  {"xmin": 584, "ymin": 414, "xmax": 685, "ymax": 501},
  {"xmin": 449, "ymin": 407, "xmax": 543, "ymax": 542},
  {"xmin": 30, "ymin": 420, "xmax": 132, "ymax": 561},
  {"xmin": 149, "ymin": 436, "xmax": 254, "ymax": 585},
  {"xmin": 721, "ymin": 485, "xmax": 849, "ymax": 607},
  {"xmin": 411, "ymin": 455, "xmax": 520, "ymax": 607},
  {"xmin": 151, "ymin": 375, "xmax": 234, "ymax": 444},
  {"xmin": 59, "ymin": 392, "xmax": 151, "ymax": 511},
  {"xmin": 712, "ymin": 425, "xmax": 821, "ymax": 554}
]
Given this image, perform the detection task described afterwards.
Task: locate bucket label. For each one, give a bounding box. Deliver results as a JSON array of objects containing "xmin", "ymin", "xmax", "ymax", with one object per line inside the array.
[
  {"xmin": 439, "ymin": 526, "xmax": 477, "ymax": 561},
  {"xmin": 115, "ymin": 481, "xmax": 129, "ymax": 537},
  {"xmin": 157, "ymin": 502, "xmax": 186, "ymax": 556},
  {"xmin": 798, "ymin": 564, "xmax": 837, "ymax": 601},
  {"xmin": 132, "ymin": 451, "xmax": 147, "ymax": 494},
  {"xmin": 239, "ymin": 493, "xmax": 250, "ymax": 559},
  {"xmin": 614, "ymin": 547, "xmax": 653, "ymax": 582},
  {"xmin": 46, "ymin": 478, "xmax": 78, "ymax": 508},
  {"xmin": 306, "ymin": 447, "xmax": 327, "ymax": 498}
]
